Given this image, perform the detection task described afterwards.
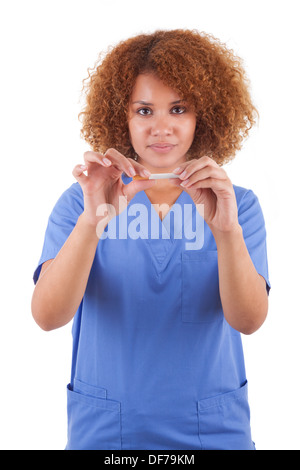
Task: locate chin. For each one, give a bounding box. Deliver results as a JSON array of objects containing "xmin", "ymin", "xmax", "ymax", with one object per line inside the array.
[{"xmin": 141, "ymin": 151, "xmax": 186, "ymax": 170}]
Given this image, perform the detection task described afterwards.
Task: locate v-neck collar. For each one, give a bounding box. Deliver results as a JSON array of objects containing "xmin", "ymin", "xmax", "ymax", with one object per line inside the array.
[
  {"xmin": 123, "ymin": 175, "xmax": 193, "ymax": 274},
  {"xmin": 124, "ymin": 174, "xmax": 189, "ymax": 238},
  {"xmin": 143, "ymin": 188, "xmax": 186, "ymax": 237}
]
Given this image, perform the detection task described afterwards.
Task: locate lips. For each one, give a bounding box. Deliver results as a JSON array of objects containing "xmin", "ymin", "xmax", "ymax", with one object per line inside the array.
[
  {"xmin": 149, "ymin": 143, "xmax": 175, "ymax": 148},
  {"xmin": 148, "ymin": 143, "xmax": 176, "ymax": 153}
]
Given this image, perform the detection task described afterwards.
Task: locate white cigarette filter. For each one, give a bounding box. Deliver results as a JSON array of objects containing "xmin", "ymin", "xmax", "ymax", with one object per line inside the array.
[{"xmin": 133, "ymin": 173, "xmax": 180, "ymax": 181}]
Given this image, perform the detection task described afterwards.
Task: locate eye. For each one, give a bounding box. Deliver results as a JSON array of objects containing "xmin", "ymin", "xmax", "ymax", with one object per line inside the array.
[
  {"xmin": 171, "ymin": 106, "xmax": 186, "ymax": 114},
  {"xmin": 137, "ymin": 107, "xmax": 152, "ymax": 116}
]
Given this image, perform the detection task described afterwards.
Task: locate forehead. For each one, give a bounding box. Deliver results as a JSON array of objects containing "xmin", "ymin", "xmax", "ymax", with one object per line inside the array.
[{"xmin": 131, "ymin": 73, "xmax": 181, "ymax": 102}]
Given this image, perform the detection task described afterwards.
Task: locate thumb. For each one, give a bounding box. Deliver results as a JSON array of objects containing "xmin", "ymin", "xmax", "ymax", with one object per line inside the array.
[
  {"xmin": 122, "ymin": 179, "xmax": 156, "ymax": 202},
  {"xmin": 72, "ymin": 164, "xmax": 88, "ymax": 188}
]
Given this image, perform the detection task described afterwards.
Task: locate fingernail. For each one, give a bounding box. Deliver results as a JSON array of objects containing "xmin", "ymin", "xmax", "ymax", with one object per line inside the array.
[
  {"xmin": 142, "ymin": 169, "xmax": 151, "ymax": 177},
  {"xmin": 173, "ymin": 167, "xmax": 182, "ymax": 174},
  {"xmin": 103, "ymin": 158, "xmax": 111, "ymax": 166},
  {"xmin": 128, "ymin": 166, "xmax": 136, "ymax": 177},
  {"xmin": 180, "ymin": 170, "xmax": 187, "ymax": 179},
  {"xmin": 180, "ymin": 179, "xmax": 189, "ymax": 187},
  {"xmin": 80, "ymin": 165, "xmax": 87, "ymax": 170}
]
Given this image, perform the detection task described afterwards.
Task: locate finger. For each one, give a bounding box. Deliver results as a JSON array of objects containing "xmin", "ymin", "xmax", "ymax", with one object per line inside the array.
[
  {"xmin": 72, "ymin": 164, "xmax": 89, "ymax": 184},
  {"xmin": 172, "ymin": 159, "xmax": 195, "ymax": 176},
  {"xmin": 104, "ymin": 148, "xmax": 137, "ymax": 177},
  {"xmin": 173, "ymin": 156, "xmax": 219, "ymax": 179},
  {"xmin": 83, "ymin": 151, "xmax": 111, "ymax": 167},
  {"xmin": 180, "ymin": 167, "xmax": 227, "ymax": 188},
  {"xmin": 130, "ymin": 160, "xmax": 152, "ymax": 178},
  {"xmin": 122, "ymin": 179, "xmax": 156, "ymax": 202},
  {"xmin": 173, "ymin": 159, "xmax": 199, "ymax": 178},
  {"xmin": 181, "ymin": 177, "xmax": 228, "ymax": 192}
]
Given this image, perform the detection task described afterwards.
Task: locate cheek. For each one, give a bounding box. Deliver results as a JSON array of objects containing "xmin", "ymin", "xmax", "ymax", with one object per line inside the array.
[
  {"xmin": 129, "ymin": 122, "xmax": 149, "ymax": 148},
  {"xmin": 128, "ymin": 121, "xmax": 146, "ymax": 149},
  {"xmin": 180, "ymin": 117, "xmax": 196, "ymax": 142}
]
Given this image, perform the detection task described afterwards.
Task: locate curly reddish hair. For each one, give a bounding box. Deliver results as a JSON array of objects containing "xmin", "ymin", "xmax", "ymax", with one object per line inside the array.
[{"xmin": 79, "ymin": 29, "xmax": 258, "ymax": 166}]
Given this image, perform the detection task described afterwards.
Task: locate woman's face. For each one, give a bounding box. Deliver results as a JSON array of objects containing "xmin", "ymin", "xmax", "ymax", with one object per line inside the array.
[{"xmin": 128, "ymin": 73, "xmax": 196, "ymax": 172}]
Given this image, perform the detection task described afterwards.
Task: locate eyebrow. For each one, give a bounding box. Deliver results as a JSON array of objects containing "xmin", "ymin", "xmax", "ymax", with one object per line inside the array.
[{"xmin": 132, "ymin": 99, "xmax": 185, "ymax": 106}]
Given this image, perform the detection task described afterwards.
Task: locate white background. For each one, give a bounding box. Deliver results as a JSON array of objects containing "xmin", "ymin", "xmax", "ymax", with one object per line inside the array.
[{"xmin": 0, "ymin": 0, "xmax": 299, "ymax": 450}]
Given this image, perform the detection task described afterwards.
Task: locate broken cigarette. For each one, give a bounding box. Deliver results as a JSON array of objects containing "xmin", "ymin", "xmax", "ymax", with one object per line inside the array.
[{"xmin": 133, "ymin": 173, "xmax": 181, "ymax": 180}]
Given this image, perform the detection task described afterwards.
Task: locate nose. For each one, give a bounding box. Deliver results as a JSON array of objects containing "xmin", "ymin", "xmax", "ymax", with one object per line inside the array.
[{"xmin": 150, "ymin": 114, "xmax": 173, "ymax": 137}]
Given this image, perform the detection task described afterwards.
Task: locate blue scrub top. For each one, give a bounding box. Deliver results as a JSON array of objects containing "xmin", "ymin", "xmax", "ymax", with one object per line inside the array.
[{"xmin": 33, "ymin": 176, "xmax": 270, "ymax": 450}]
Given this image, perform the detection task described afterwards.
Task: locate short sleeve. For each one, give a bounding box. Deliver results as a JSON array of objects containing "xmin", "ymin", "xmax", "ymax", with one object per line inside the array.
[
  {"xmin": 236, "ymin": 188, "xmax": 271, "ymax": 294},
  {"xmin": 33, "ymin": 183, "xmax": 84, "ymax": 284}
]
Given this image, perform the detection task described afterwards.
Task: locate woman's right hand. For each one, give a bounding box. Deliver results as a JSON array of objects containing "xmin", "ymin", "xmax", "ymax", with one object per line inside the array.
[{"xmin": 72, "ymin": 148, "xmax": 155, "ymax": 232}]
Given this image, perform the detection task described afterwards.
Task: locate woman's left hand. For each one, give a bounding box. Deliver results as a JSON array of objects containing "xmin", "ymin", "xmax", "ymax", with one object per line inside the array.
[{"xmin": 172, "ymin": 156, "xmax": 240, "ymax": 234}]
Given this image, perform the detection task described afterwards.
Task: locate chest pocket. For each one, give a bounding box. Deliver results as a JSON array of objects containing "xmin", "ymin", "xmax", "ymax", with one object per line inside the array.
[{"xmin": 181, "ymin": 251, "xmax": 222, "ymax": 323}]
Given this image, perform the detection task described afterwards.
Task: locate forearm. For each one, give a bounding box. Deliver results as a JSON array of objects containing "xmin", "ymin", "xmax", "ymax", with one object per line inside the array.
[
  {"xmin": 31, "ymin": 214, "xmax": 100, "ymax": 331},
  {"xmin": 213, "ymin": 225, "xmax": 268, "ymax": 335}
]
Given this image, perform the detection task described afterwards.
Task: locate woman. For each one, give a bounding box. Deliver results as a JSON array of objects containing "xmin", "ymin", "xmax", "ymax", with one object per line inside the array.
[{"xmin": 32, "ymin": 29, "xmax": 270, "ymax": 450}]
